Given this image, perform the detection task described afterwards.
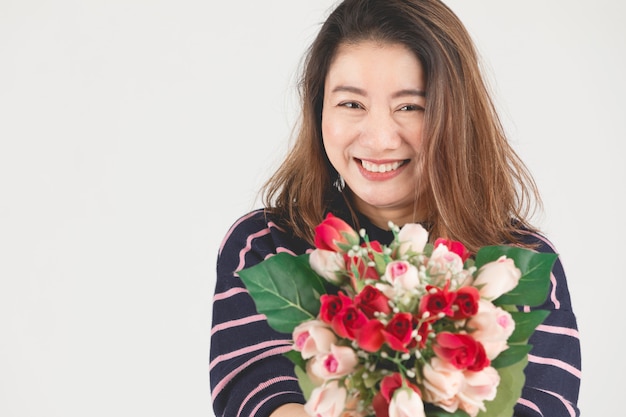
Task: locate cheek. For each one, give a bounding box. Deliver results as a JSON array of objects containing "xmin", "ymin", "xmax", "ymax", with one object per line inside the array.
[{"xmin": 321, "ymin": 112, "xmax": 350, "ymax": 163}]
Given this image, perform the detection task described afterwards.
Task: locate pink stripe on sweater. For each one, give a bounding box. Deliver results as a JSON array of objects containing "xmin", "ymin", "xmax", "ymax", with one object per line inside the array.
[
  {"xmin": 528, "ymin": 354, "xmax": 582, "ymax": 379},
  {"xmin": 219, "ymin": 211, "xmax": 262, "ymax": 256},
  {"xmin": 210, "ymin": 314, "xmax": 266, "ymax": 336},
  {"xmin": 239, "ymin": 377, "xmax": 299, "ymax": 417},
  {"xmin": 212, "ymin": 345, "xmax": 294, "ymax": 400},
  {"xmin": 209, "ymin": 339, "xmax": 292, "ymax": 372},
  {"xmin": 267, "ymin": 221, "xmax": 286, "ymax": 232},
  {"xmin": 549, "ymin": 272, "xmax": 560, "ymax": 309},
  {"xmin": 536, "ymin": 324, "xmax": 580, "ymax": 338},
  {"xmin": 516, "ymin": 397, "xmax": 543, "ymax": 416},
  {"xmin": 213, "ymin": 287, "xmax": 248, "ymax": 302},
  {"xmin": 236, "ymin": 228, "xmax": 272, "ymax": 271},
  {"xmin": 537, "ymin": 388, "xmax": 577, "ymax": 417}
]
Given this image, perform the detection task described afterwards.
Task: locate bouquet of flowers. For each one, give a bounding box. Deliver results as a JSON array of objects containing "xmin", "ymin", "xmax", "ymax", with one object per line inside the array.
[{"xmin": 239, "ymin": 213, "xmax": 555, "ymax": 417}]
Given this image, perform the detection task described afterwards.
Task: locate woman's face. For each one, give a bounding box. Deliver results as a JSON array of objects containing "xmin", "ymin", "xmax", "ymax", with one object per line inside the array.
[{"xmin": 322, "ymin": 41, "xmax": 427, "ymax": 228}]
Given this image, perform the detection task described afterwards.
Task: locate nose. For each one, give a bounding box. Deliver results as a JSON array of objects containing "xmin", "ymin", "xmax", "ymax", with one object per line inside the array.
[{"xmin": 359, "ymin": 109, "xmax": 401, "ymax": 151}]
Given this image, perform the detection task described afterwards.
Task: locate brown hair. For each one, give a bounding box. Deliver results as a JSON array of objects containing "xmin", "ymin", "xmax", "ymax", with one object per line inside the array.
[{"xmin": 261, "ymin": 0, "xmax": 542, "ymax": 252}]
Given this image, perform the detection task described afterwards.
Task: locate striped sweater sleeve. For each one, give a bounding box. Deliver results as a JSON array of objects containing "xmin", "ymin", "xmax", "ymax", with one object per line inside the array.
[
  {"xmin": 514, "ymin": 232, "xmax": 582, "ymax": 417},
  {"xmin": 210, "ymin": 210, "xmax": 308, "ymax": 417}
]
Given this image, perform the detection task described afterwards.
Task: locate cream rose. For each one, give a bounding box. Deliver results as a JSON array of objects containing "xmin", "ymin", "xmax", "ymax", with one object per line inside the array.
[
  {"xmin": 309, "ymin": 344, "xmax": 358, "ymax": 381},
  {"xmin": 305, "ymin": 380, "xmax": 348, "ymax": 417},
  {"xmin": 293, "ymin": 320, "xmax": 337, "ymax": 359},
  {"xmin": 389, "ymin": 388, "xmax": 427, "ymax": 417},
  {"xmin": 466, "ymin": 300, "xmax": 515, "ymax": 359},
  {"xmin": 310, "ymin": 248, "xmax": 347, "ymax": 285},
  {"xmin": 384, "ymin": 261, "xmax": 420, "ymax": 290},
  {"xmin": 422, "ymin": 357, "xmax": 463, "ymax": 413},
  {"xmin": 473, "ymin": 255, "xmax": 522, "ymax": 301},
  {"xmin": 457, "ymin": 366, "xmax": 500, "ymax": 417},
  {"xmin": 397, "ymin": 223, "xmax": 429, "ymax": 257},
  {"xmin": 428, "ymin": 244, "xmax": 465, "ymax": 284}
]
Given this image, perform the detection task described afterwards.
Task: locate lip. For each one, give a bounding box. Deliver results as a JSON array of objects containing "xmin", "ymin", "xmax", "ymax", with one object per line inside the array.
[{"xmin": 356, "ymin": 158, "xmax": 409, "ymax": 181}]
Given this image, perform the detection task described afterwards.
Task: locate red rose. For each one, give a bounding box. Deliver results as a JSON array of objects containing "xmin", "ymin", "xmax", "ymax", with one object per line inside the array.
[
  {"xmin": 419, "ymin": 284, "xmax": 456, "ymax": 318},
  {"xmin": 319, "ymin": 292, "xmax": 351, "ymax": 323},
  {"xmin": 356, "ymin": 319, "xmax": 385, "ymax": 352},
  {"xmin": 314, "ymin": 213, "xmax": 359, "ymax": 252},
  {"xmin": 434, "ymin": 238, "xmax": 471, "ymax": 262},
  {"xmin": 355, "ymin": 285, "xmax": 391, "ymax": 319},
  {"xmin": 433, "ymin": 332, "xmax": 490, "ymax": 372},
  {"xmin": 383, "ymin": 313, "xmax": 415, "ymax": 352},
  {"xmin": 372, "ymin": 373, "xmax": 421, "ymax": 417},
  {"xmin": 332, "ymin": 304, "xmax": 368, "ymax": 340},
  {"xmin": 451, "ymin": 286, "xmax": 480, "ymax": 320}
]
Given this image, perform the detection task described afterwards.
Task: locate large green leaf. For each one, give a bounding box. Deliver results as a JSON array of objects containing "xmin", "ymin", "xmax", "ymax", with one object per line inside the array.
[
  {"xmin": 478, "ymin": 357, "xmax": 527, "ymax": 417},
  {"xmin": 475, "ymin": 246, "xmax": 557, "ymax": 307},
  {"xmin": 238, "ymin": 253, "xmax": 330, "ymax": 333},
  {"xmin": 509, "ymin": 310, "xmax": 550, "ymax": 343}
]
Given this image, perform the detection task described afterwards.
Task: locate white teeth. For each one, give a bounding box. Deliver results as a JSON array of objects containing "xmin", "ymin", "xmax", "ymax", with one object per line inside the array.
[{"xmin": 361, "ymin": 160, "xmax": 403, "ymax": 173}]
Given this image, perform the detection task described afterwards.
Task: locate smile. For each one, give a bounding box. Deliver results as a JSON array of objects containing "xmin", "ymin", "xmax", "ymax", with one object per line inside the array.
[{"xmin": 360, "ymin": 159, "xmax": 407, "ymax": 173}]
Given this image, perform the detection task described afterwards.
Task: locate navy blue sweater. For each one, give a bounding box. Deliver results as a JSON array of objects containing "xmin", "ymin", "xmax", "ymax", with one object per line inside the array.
[{"xmin": 210, "ymin": 209, "xmax": 581, "ymax": 417}]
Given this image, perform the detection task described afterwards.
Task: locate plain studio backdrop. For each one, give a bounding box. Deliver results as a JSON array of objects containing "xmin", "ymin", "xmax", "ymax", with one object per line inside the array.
[{"xmin": 0, "ymin": 1, "xmax": 623, "ymax": 416}]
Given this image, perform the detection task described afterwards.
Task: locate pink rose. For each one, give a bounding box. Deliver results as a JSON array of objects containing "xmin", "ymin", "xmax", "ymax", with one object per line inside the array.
[
  {"xmin": 310, "ymin": 248, "xmax": 347, "ymax": 285},
  {"xmin": 473, "ymin": 255, "xmax": 521, "ymax": 301},
  {"xmin": 384, "ymin": 261, "xmax": 420, "ymax": 291},
  {"xmin": 457, "ymin": 367, "xmax": 500, "ymax": 417},
  {"xmin": 466, "ymin": 300, "xmax": 515, "ymax": 359},
  {"xmin": 292, "ymin": 320, "xmax": 337, "ymax": 359},
  {"xmin": 397, "ymin": 223, "xmax": 428, "ymax": 257},
  {"xmin": 421, "ymin": 358, "xmax": 463, "ymax": 413},
  {"xmin": 389, "ymin": 388, "xmax": 426, "ymax": 417},
  {"xmin": 305, "ymin": 380, "xmax": 348, "ymax": 417},
  {"xmin": 314, "ymin": 213, "xmax": 359, "ymax": 252},
  {"xmin": 428, "ymin": 244, "xmax": 465, "ymax": 284},
  {"xmin": 309, "ymin": 344, "xmax": 359, "ymax": 380}
]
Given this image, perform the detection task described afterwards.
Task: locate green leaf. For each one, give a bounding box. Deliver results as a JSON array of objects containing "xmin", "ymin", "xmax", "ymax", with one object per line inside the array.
[
  {"xmin": 478, "ymin": 357, "xmax": 527, "ymax": 417},
  {"xmin": 509, "ymin": 310, "xmax": 550, "ymax": 343},
  {"xmin": 490, "ymin": 344, "xmax": 532, "ymax": 369},
  {"xmin": 475, "ymin": 246, "xmax": 557, "ymax": 307},
  {"xmin": 294, "ymin": 364, "xmax": 317, "ymax": 400},
  {"xmin": 284, "ymin": 349, "xmax": 306, "ymax": 371},
  {"xmin": 238, "ymin": 253, "xmax": 330, "ymax": 333}
]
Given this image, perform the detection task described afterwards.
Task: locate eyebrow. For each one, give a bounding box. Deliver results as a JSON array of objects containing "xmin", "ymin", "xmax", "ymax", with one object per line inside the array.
[{"xmin": 330, "ymin": 85, "xmax": 426, "ymax": 98}]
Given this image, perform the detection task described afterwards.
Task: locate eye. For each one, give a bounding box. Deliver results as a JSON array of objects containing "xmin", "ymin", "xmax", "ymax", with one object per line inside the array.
[
  {"xmin": 339, "ymin": 101, "xmax": 364, "ymax": 110},
  {"xmin": 398, "ymin": 104, "xmax": 425, "ymax": 112}
]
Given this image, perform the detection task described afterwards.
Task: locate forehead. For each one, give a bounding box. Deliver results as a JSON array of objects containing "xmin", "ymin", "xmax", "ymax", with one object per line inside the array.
[{"xmin": 326, "ymin": 41, "xmax": 425, "ymax": 89}]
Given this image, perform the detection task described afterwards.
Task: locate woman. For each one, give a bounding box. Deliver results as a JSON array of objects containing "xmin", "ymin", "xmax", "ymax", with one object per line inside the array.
[{"xmin": 210, "ymin": 1, "xmax": 581, "ymax": 416}]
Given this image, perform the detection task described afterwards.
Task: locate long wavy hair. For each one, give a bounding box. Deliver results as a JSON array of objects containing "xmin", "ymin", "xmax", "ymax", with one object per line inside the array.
[{"xmin": 261, "ymin": 0, "xmax": 542, "ymax": 252}]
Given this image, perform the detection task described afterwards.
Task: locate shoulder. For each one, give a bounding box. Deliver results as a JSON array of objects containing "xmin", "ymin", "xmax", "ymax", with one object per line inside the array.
[
  {"xmin": 514, "ymin": 228, "xmax": 559, "ymax": 255},
  {"xmin": 512, "ymin": 228, "xmax": 576, "ymax": 311},
  {"xmin": 217, "ymin": 209, "xmax": 313, "ymax": 273}
]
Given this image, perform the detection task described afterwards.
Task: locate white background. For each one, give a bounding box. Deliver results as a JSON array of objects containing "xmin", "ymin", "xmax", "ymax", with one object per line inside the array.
[{"xmin": 1, "ymin": 1, "xmax": 624, "ymax": 416}]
